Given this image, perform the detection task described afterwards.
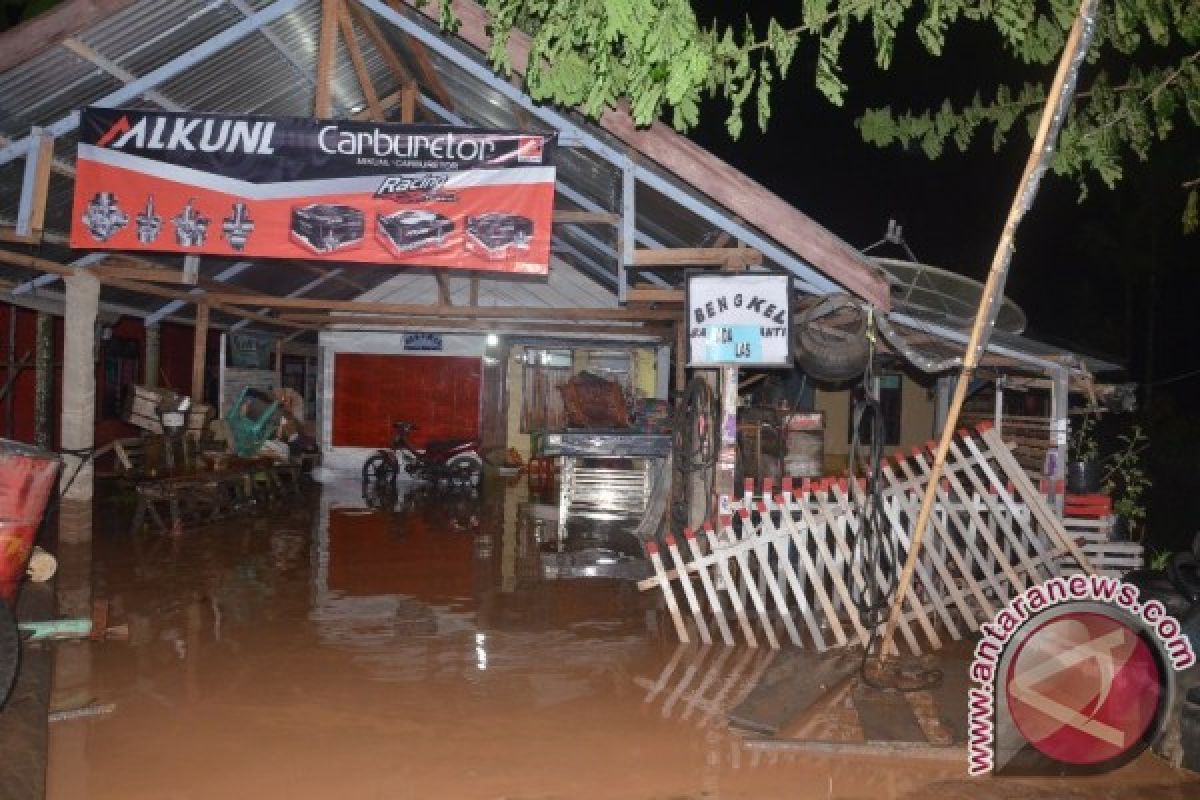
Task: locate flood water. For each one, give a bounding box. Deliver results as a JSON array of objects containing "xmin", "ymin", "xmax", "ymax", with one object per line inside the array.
[{"xmin": 44, "ymin": 478, "xmax": 1198, "ymax": 799}]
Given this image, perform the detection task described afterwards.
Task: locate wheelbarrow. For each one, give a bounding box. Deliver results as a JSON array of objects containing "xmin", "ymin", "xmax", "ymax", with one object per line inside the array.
[{"xmin": 0, "ymin": 439, "xmax": 61, "ymax": 708}]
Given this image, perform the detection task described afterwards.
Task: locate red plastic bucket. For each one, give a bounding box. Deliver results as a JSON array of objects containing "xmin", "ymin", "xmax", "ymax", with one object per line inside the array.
[{"xmin": 0, "ymin": 440, "xmax": 61, "ymax": 606}]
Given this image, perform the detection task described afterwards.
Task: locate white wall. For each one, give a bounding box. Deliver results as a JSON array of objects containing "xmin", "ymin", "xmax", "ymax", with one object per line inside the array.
[{"xmin": 315, "ymin": 329, "xmax": 486, "ymax": 479}]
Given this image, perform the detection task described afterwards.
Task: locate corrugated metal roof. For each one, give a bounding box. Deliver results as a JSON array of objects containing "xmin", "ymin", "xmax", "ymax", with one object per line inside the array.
[{"xmin": 0, "ymin": 0, "xmax": 1082, "ymax": 371}]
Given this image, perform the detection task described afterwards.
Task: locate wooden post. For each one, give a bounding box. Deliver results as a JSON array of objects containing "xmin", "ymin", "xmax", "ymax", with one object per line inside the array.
[
  {"xmin": 401, "ymin": 84, "xmax": 417, "ymax": 124},
  {"xmin": 144, "ymin": 325, "xmax": 160, "ymax": 388},
  {"xmin": 33, "ymin": 312, "xmax": 54, "ymax": 449},
  {"xmin": 338, "ymin": 3, "xmax": 383, "ymax": 120},
  {"xmin": 6, "ymin": 306, "xmax": 15, "ymax": 437},
  {"xmin": 715, "ymin": 366, "xmax": 738, "ymax": 514},
  {"xmin": 191, "ymin": 302, "xmax": 209, "ymax": 403},
  {"xmin": 313, "ymin": 0, "xmax": 340, "ymax": 118},
  {"xmin": 879, "ymin": 0, "xmax": 1100, "ymax": 657},
  {"xmin": 61, "ymin": 272, "xmax": 100, "ymax": 502}
]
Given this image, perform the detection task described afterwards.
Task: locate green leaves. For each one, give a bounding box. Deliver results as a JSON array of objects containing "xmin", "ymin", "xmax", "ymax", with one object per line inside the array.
[{"xmin": 442, "ymin": 0, "xmax": 1196, "ymax": 229}]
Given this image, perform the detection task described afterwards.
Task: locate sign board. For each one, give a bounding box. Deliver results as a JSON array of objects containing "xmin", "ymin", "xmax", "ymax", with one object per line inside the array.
[
  {"xmin": 71, "ymin": 108, "xmax": 556, "ymax": 274},
  {"xmin": 403, "ymin": 333, "xmax": 443, "ymax": 352},
  {"xmin": 687, "ymin": 272, "xmax": 793, "ymax": 367},
  {"xmin": 227, "ymin": 332, "xmax": 274, "ymax": 370}
]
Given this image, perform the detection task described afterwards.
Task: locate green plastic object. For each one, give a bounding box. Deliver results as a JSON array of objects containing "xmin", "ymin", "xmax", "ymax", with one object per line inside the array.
[{"xmin": 224, "ymin": 387, "xmax": 281, "ymax": 457}]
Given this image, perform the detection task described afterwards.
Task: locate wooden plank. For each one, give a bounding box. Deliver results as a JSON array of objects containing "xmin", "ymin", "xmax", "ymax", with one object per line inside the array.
[
  {"xmin": 681, "ymin": 529, "xmax": 734, "ymax": 647},
  {"xmin": 94, "ymin": 266, "xmax": 190, "ymax": 284},
  {"xmin": 727, "ymin": 649, "xmax": 858, "ymax": 735},
  {"xmin": 401, "ymin": 84, "xmax": 417, "ymax": 124},
  {"xmin": 338, "ymin": 2, "xmax": 384, "ymax": 120},
  {"xmin": 277, "ymin": 314, "xmax": 670, "ymax": 336},
  {"xmin": 665, "ymin": 534, "xmax": 711, "ymax": 645},
  {"xmin": 314, "ymin": 0, "xmax": 340, "ymax": 118},
  {"xmin": 386, "ymin": 0, "xmax": 455, "ymax": 109},
  {"xmin": 468, "ymin": 275, "xmax": 479, "ymax": 306},
  {"xmin": 756, "ymin": 500, "xmax": 827, "ymax": 650},
  {"xmin": 736, "ymin": 509, "xmax": 803, "ymax": 647},
  {"xmin": 25, "ymin": 131, "xmax": 55, "ymax": 236},
  {"xmin": 434, "ymin": 272, "xmax": 452, "ymax": 305},
  {"xmin": 628, "ymin": 288, "xmax": 683, "ymax": 305},
  {"xmin": 0, "ymin": 0, "xmax": 139, "ymax": 74},
  {"xmin": 191, "ymin": 302, "xmax": 209, "ymax": 402},
  {"xmin": 349, "ymin": 0, "xmax": 417, "ymax": 86},
  {"xmin": 205, "ymin": 293, "xmax": 679, "ymax": 320},
  {"xmin": 632, "ymin": 247, "xmax": 761, "ymax": 268},
  {"xmin": 646, "ymin": 543, "xmax": 688, "ymax": 643},
  {"xmin": 718, "ymin": 515, "xmax": 780, "ymax": 649},
  {"xmin": 552, "ymin": 210, "xmax": 620, "ymax": 225},
  {"xmin": 852, "ymin": 683, "xmax": 929, "ymax": 743},
  {"xmin": 702, "ymin": 523, "xmax": 758, "ymax": 647}
]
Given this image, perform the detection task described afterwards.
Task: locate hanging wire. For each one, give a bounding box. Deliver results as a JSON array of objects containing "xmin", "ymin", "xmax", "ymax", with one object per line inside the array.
[{"xmin": 849, "ymin": 313, "xmax": 942, "ymax": 691}]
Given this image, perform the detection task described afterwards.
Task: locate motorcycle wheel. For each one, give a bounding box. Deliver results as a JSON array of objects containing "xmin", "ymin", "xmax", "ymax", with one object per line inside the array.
[
  {"xmin": 446, "ymin": 455, "xmax": 482, "ymax": 489},
  {"xmin": 0, "ymin": 598, "xmax": 18, "ymax": 710},
  {"xmin": 362, "ymin": 453, "xmax": 398, "ymax": 485}
]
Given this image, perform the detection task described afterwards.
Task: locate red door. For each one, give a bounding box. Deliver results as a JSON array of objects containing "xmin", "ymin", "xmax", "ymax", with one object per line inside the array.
[{"xmin": 331, "ymin": 353, "xmax": 481, "ymax": 448}]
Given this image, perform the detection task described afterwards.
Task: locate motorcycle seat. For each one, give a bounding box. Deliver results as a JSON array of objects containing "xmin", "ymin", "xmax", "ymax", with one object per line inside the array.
[{"xmin": 424, "ymin": 438, "xmax": 471, "ymax": 453}]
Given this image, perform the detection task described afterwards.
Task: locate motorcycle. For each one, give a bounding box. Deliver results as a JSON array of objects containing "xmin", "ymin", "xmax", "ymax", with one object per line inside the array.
[{"xmin": 362, "ymin": 421, "xmax": 482, "ymax": 490}]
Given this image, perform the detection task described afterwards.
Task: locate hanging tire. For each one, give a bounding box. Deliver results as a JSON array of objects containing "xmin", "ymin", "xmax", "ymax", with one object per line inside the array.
[
  {"xmin": 362, "ymin": 453, "xmax": 398, "ymax": 485},
  {"xmin": 0, "ymin": 599, "xmax": 18, "ymax": 710},
  {"xmin": 1167, "ymin": 553, "xmax": 1200, "ymax": 604},
  {"xmin": 792, "ymin": 293, "xmax": 870, "ymax": 382},
  {"xmin": 446, "ymin": 455, "xmax": 482, "ymax": 489}
]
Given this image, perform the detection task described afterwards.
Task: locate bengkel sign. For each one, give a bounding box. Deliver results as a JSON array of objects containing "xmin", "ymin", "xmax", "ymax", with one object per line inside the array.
[{"xmin": 70, "ymin": 108, "xmax": 556, "ymax": 273}]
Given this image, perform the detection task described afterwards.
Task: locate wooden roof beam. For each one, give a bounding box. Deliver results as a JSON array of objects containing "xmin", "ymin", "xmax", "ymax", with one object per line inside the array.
[{"xmin": 204, "ymin": 291, "xmax": 676, "ymax": 320}]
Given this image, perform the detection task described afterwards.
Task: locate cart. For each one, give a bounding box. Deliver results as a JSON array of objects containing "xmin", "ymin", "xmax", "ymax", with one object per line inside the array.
[{"xmin": 0, "ymin": 440, "xmax": 61, "ymax": 708}]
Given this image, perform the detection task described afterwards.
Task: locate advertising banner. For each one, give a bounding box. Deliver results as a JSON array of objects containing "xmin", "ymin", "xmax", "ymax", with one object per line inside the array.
[
  {"xmin": 70, "ymin": 108, "xmax": 557, "ymax": 274},
  {"xmin": 687, "ymin": 272, "xmax": 793, "ymax": 367}
]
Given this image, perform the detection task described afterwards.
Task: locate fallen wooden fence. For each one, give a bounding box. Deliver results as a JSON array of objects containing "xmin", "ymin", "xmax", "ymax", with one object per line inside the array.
[{"xmin": 640, "ymin": 423, "xmax": 1094, "ymax": 654}]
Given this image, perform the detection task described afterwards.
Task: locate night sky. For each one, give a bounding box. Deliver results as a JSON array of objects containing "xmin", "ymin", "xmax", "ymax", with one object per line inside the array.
[{"xmin": 688, "ymin": 4, "xmax": 1198, "ymax": 547}]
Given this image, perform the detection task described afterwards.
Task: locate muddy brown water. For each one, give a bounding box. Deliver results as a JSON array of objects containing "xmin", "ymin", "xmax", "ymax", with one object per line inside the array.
[{"xmin": 44, "ymin": 479, "xmax": 1198, "ymax": 799}]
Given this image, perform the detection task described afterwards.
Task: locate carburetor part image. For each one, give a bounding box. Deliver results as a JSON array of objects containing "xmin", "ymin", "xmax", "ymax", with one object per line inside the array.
[
  {"xmin": 290, "ymin": 203, "xmax": 365, "ymax": 254},
  {"xmin": 81, "ymin": 192, "xmax": 129, "ymax": 242},
  {"xmin": 134, "ymin": 195, "xmax": 162, "ymax": 243},
  {"xmin": 464, "ymin": 213, "xmax": 534, "ymax": 261},
  {"xmin": 376, "ymin": 209, "xmax": 455, "ymax": 256},
  {"xmin": 222, "ymin": 202, "xmax": 255, "ymax": 251},
  {"xmin": 172, "ymin": 199, "xmax": 211, "ymax": 247}
]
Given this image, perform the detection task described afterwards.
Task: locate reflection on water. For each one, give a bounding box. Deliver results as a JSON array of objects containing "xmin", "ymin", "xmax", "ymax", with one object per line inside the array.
[{"xmin": 44, "ymin": 478, "xmax": 1198, "ymax": 800}]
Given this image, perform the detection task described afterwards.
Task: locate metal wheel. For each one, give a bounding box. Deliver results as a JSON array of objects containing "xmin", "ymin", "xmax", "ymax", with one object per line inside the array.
[
  {"xmin": 362, "ymin": 453, "xmax": 398, "ymax": 485},
  {"xmin": 446, "ymin": 455, "xmax": 482, "ymax": 489}
]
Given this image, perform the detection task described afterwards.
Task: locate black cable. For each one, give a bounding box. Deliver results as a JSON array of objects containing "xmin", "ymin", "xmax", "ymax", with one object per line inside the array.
[
  {"xmin": 848, "ymin": 357, "xmax": 942, "ymax": 692},
  {"xmin": 671, "ymin": 377, "xmax": 717, "ymax": 531}
]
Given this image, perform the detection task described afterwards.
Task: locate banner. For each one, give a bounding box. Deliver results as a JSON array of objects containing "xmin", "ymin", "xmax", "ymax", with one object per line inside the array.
[
  {"xmin": 687, "ymin": 272, "xmax": 793, "ymax": 367},
  {"xmin": 70, "ymin": 108, "xmax": 557, "ymax": 274}
]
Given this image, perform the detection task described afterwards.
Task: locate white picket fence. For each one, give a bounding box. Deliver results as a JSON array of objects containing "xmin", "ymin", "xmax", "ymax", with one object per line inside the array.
[{"xmin": 640, "ymin": 424, "xmax": 1096, "ymax": 655}]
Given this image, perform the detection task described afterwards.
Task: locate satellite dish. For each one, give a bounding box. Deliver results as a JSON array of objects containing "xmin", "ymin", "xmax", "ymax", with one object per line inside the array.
[{"xmin": 873, "ymin": 257, "xmax": 1027, "ymax": 334}]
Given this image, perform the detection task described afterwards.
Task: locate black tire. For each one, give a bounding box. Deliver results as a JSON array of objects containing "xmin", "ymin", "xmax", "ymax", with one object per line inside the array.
[
  {"xmin": 446, "ymin": 455, "xmax": 482, "ymax": 489},
  {"xmin": 1168, "ymin": 553, "xmax": 1200, "ymax": 604},
  {"xmin": 792, "ymin": 294, "xmax": 869, "ymax": 382},
  {"xmin": 362, "ymin": 453, "xmax": 397, "ymax": 485},
  {"xmin": 0, "ymin": 598, "xmax": 18, "ymax": 710}
]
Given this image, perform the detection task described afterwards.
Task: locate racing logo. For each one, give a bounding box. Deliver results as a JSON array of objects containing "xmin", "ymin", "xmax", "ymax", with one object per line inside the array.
[{"xmin": 374, "ymin": 174, "xmax": 456, "ymax": 203}]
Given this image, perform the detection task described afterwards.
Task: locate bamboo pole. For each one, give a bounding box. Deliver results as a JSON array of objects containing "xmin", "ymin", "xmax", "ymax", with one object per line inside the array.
[{"xmin": 878, "ymin": 0, "xmax": 1100, "ymax": 657}]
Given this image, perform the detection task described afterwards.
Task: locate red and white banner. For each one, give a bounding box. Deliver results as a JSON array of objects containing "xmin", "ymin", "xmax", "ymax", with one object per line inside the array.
[{"xmin": 70, "ymin": 108, "xmax": 556, "ymax": 274}]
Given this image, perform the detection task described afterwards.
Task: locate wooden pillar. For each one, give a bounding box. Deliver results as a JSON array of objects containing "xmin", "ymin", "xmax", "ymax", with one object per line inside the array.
[
  {"xmin": 715, "ymin": 366, "xmax": 739, "ymax": 513},
  {"xmin": 314, "ymin": 0, "xmax": 339, "ymax": 118},
  {"xmin": 191, "ymin": 302, "xmax": 209, "ymax": 403},
  {"xmin": 401, "ymin": 85, "xmax": 417, "ymax": 123},
  {"xmin": 61, "ymin": 271, "xmax": 100, "ymax": 503},
  {"xmin": 144, "ymin": 324, "xmax": 161, "ymax": 388},
  {"xmin": 6, "ymin": 306, "xmax": 16, "ymax": 437},
  {"xmin": 33, "ymin": 311, "xmax": 54, "ymax": 449}
]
